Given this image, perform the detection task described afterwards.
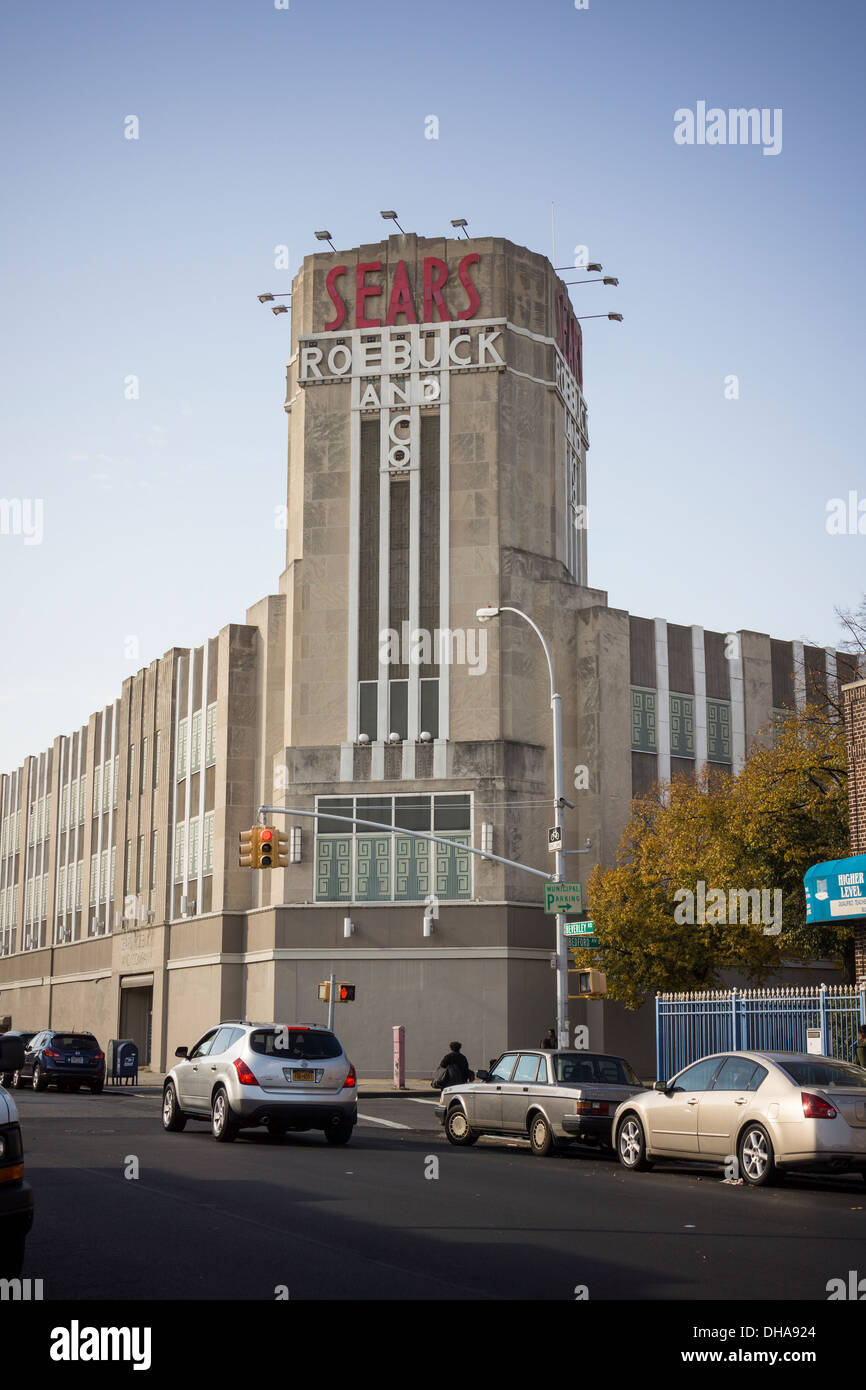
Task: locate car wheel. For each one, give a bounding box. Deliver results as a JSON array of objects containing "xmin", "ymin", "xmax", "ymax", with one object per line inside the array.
[
  {"xmin": 211, "ymin": 1087, "xmax": 238, "ymax": 1143},
  {"xmin": 0, "ymin": 1073, "xmax": 12, "ymax": 1089},
  {"xmin": 738, "ymin": 1123, "xmax": 778, "ymax": 1187},
  {"xmin": 12, "ymin": 1070, "xmax": 25, "ymax": 1089},
  {"xmin": 162, "ymin": 1082, "xmax": 187, "ymax": 1132},
  {"xmin": 529, "ymin": 1112, "xmax": 556, "ymax": 1157},
  {"xmin": 32, "ymin": 1065, "xmax": 48, "ymax": 1092},
  {"xmin": 324, "ymin": 1120, "xmax": 353, "ymax": 1145},
  {"xmin": 617, "ymin": 1114, "xmax": 653, "ymax": 1171},
  {"xmin": 445, "ymin": 1104, "xmax": 479, "ymax": 1146},
  {"xmin": 90, "ymin": 1080, "xmax": 103, "ymax": 1094}
]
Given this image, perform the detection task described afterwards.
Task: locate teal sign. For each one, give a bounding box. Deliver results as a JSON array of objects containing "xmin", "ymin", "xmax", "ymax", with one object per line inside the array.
[
  {"xmin": 804, "ymin": 855, "xmax": 866, "ymax": 924},
  {"xmin": 544, "ymin": 883, "xmax": 583, "ymax": 915},
  {"xmin": 564, "ymin": 920, "xmax": 594, "ymax": 937}
]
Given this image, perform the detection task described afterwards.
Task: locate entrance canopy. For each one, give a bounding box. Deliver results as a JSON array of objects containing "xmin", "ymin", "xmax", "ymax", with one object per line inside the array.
[{"xmin": 804, "ymin": 854, "xmax": 866, "ymax": 923}]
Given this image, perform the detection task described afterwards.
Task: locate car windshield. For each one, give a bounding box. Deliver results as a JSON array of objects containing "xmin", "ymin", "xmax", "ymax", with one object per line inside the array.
[
  {"xmin": 555, "ymin": 1053, "xmax": 642, "ymax": 1086},
  {"xmin": 777, "ymin": 1058, "xmax": 866, "ymax": 1089},
  {"xmin": 249, "ymin": 1029, "xmax": 342, "ymax": 1060},
  {"xmin": 53, "ymin": 1034, "xmax": 98, "ymax": 1051}
]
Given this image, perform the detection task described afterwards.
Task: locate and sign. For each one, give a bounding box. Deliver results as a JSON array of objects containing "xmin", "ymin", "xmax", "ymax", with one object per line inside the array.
[
  {"xmin": 544, "ymin": 883, "xmax": 583, "ymax": 915},
  {"xmin": 804, "ymin": 855, "xmax": 866, "ymax": 923}
]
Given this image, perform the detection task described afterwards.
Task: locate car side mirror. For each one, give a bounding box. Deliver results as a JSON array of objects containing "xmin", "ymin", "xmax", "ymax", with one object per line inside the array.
[
  {"xmin": 0, "ymin": 1036, "xmax": 24, "ymax": 1072},
  {"xmin": 175, "ymin": 1046, "xmax": 188, "ymax": 1059},
  {"xmin": 653, "ymin": 1080, "xmax": 669, "ymax": 1092},
  {"xmin": 476, "ymin": 1070, "xmax": 491, "ymax": 1083}
]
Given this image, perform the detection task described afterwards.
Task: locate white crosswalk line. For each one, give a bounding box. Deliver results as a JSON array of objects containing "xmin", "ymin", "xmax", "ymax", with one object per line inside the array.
[{"xmin": 357, "ymin": 1112, "xmax": 412, "ymax": 1130}]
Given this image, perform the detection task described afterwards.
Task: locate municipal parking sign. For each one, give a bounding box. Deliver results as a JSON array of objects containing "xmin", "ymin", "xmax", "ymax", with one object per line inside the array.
[{"xmin": 544, "ymin": 883, "xmax": 583, "ymax": 915}]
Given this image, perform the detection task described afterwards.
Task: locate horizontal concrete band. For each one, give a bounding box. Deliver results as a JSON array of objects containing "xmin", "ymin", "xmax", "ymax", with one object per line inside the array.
[{"xmin": 166, "ymin": 946, "xmax": 553, "ymax": 970}]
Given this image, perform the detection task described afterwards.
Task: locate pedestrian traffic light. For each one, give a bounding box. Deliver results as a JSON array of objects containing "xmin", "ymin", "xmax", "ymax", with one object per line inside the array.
[
  {"xmin": 318, "ymin": 981, "xmax": 331, "ymax": 1002},
  {"xmin": 337, "ymin": 983, "xmax": 355, "ymax": 1002},
  {"xmin": 239, "ymin": 828, "xmax": 255, "ymax": 868}
]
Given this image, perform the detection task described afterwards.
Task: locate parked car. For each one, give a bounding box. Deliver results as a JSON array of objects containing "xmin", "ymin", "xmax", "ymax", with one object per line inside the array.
[
  {"xmin": 14, "ymin": 1030, "xmax": 105, "ymax": 1093},
  {"xmin": 435, "ymin": 1049, "xmax": 646, "ymax": 1155},
  {"xmin": 0, "ymin": 1032, "xmax": 37, "ymax": 1088},
  {"xmin": 612, "ymin": 1050, "xmax": 866, "ymax": 1186},
  {"xmin": 0, "ymin": 1033, "xmax": 34, "ymax": 1276},
  {"xmin": 162, "ymin": 1021, "xmax": 358, "ymax": 1144}
]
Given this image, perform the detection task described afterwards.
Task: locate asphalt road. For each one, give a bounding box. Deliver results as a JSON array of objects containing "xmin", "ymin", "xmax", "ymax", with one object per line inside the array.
[{"xmin": 13, "ymin": 1087, "xmax": 866, "ymax": 1301}]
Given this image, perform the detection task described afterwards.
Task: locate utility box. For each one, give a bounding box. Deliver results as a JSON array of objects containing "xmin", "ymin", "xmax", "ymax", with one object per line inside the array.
[
  {"xmin": 107, "ymin": 1038, "xmax": 139, "ymax": 1086},
  {"xmin": 806, "ymin": 1028, "xmax": 823, "ymax": 1056}
]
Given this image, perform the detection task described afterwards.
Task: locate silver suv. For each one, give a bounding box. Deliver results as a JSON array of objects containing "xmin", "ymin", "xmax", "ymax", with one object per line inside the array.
[{"xmin": 162, "ymin": 1021, "xmax": 357, "ymax": 1144}]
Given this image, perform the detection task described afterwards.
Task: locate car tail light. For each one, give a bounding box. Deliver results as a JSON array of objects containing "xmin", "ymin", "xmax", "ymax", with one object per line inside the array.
[
  {"xmin": 94, "ymin": 1052, "xmax": 105, "ymax": 1062},
  {"xmin": 42, "ymin": 1048, "xmax": 59, "ymax": 1059},
  {"xmin": 343, "ymin": 1064, "xmax": 356, "ymax": 1089},
  {"xmin": 576, "ymin": 1100, "xmax": 609, "ymax": 1115},
  {"xmin": 802, "ymin": 1091, "xmax": 837, "ymax": 1119},
  {"xmin": 233, "ymin": 1057, "xmax": 258, "ymax": 1087}
]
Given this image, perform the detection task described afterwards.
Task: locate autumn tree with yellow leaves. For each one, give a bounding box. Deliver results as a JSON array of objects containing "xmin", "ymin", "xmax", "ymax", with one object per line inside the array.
[{"xmin": 579, "ymin": 705, "xmax": 851, "ymax": 1009}]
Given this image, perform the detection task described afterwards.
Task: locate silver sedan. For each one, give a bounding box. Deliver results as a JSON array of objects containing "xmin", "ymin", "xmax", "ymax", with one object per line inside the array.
[
  {"xmin": 435, "ymin": 1049, "xmax": 646, "ymax": 1156},
  {"xmin": 612, "ymin": 1050, "xmax": 866, "ymax": 1185}
]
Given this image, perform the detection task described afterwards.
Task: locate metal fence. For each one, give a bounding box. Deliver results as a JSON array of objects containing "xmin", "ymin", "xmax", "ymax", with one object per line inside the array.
[{"xmin": 656, "ymin": 985, "xmax": 866, "ymax": 1080}]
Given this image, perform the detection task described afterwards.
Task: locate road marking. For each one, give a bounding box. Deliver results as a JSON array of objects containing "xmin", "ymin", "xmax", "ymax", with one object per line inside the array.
[
  {"xmin": 357, "ymin": 1112, "xmax": 412, "ymax": 1130},
  {"xmin": 405, "ymin": 1098, "xmax": 440, "ymax": 1107}
]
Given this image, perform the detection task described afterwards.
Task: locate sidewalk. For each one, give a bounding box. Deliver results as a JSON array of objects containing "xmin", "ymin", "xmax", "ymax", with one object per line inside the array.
[{"xmin": 115, "ymin": 1071, "xmax": 437, "ymax": 1100}]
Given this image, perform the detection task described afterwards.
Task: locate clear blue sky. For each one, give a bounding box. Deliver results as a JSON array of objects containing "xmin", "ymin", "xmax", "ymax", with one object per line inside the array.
[{"xmin": 1, "ymin": 0, "xmax": 864, "ymax": 771}]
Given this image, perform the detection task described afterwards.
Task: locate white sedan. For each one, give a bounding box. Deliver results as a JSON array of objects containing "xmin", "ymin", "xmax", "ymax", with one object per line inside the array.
[{"xmin": 612, "ymin": 1050, "xmax": 866, "ymax": 1186}]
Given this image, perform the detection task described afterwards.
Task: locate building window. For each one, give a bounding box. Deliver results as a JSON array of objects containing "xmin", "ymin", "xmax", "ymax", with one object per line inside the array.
[
  {"xmin": 177, "ymin": 720, "xmax": 188, "ymax": 781},
  {"xmin": 124, "ymin": 839, "xmax": 132, "ymax": 894},
  {"xmin": 315, "ymin": 794, "xmax": 471, "ymax": 903},
  {"xmin": 75, "ymin": 860, "xmax": 82, "ymax": 911},
  {"xmin": 358, "ymin": 681, "xmax": 377, "ymax": 741},
  {"xmin": 631, "ymin": 687, "xmax": 658, "ymax": 753},
  {"xmin": 707, "ymin": 698, "xmax": 732, "ymax": 763},
  {"xmin": 188, "ymin": 817, "xmax": 200, "ymax": 878},
  {"xmin": 140, "ymin": 738, "xmax": 148, "ymax": 791},
  {"xmin": 137, "ymin": 835, "xmax": 145, "ymax": 895},
  {"xmin": 151, "ymin": 831, "xmax": 158, "ymax": 890},
  {"xmin": 190, "ymin": 711, "xmax": 202, "ymax": 774},
  {"xmin": 90, "ymin": 853, "xmax": 98, "ymax": 907},
  {"xmin": 153, "ymin": 731, "xmax": 161, "ymax": 787},
  {"xmin": 203, "ymin": 812, "xmax": 214, "ymax": 875},
  {"xmin": 420, "ymin": 679, "xmax": 439, "ymax": 739},
  {"xmin": 389, "ymin": 681, "xmax": 408, "ymax": 741},
  {"xmin": 205, "ymin": 704, "xmax": 217, "ymax": 767},
  {"xmin": 669, "ymin": 693, "xmax": 695, "ymax": 758},
  {"xmin": 174, "ymin": 824, "xmax": 186, "ymax": 883},
  {"xmin": 128, "ymin": 747, "xmax": 135, "ymax": 799}
]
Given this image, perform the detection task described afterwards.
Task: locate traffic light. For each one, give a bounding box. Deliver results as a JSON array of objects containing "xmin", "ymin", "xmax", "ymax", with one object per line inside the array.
[
  {"xmin": 318, "ymin": 981, "xmax": 331, "ymax": 1002},
  {"xmin": 238, "ymin": 825, "xmax": 284, "ymax": 869},
  {"xmin": 337, "ymin": 983, "xmax": 355, "ymax": 1002},
  {"xmin": 239, "ymin": 828, "xmax": 255, "ymax": 868}
]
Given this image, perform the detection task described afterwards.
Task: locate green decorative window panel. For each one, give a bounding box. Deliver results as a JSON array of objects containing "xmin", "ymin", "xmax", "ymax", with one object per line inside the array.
[
  {"xmin": 631, "ymin": 687, "xmax": 657, "ymax": 753},
  {"xmin": 316, "ymin": 837, "xmax": 352, "ymax": 901},
  {"xmin": 355, "ymin": 836, "xmax": 391, "ymax": 901},
  {"xmin": 394, "ymin": 836, "xmax": 430, "ymax": 900},
  {"xmin": 707, "ymin": 699, "xmax": 732, "ymax": 763},
  {"xmin": 669, "ymin": 694, "xmax": 695, "ymax": 757},
  {"xmin": 434, "ymin": 834, "xmax": 471, "ymax": 898}
]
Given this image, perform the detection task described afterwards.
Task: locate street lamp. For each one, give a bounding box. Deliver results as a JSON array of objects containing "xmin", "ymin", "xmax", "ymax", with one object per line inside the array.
[{"xmin": 477, "ymin": 603, "xmax": 570, "ymax": 1048}]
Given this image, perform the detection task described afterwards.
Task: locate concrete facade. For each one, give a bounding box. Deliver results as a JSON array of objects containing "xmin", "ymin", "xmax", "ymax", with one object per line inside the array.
[{"xmin": 0, "ymin": 232, "xmax": 858, "ymax": 1078}]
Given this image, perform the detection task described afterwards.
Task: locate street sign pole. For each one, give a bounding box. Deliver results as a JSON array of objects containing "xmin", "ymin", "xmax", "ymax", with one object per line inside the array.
[
  {"xmin": 551, "ymin": 688, "xmax": 568, "ymax": 1050},
  {"xmin": 327, "ymin": 971, "xmax": 335, "ymax": 1032}
]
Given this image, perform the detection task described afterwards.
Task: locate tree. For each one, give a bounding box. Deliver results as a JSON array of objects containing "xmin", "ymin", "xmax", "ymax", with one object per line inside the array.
[{"xmin": 582, "ymin": 705, "xmax": 851, "ymax": 1008}]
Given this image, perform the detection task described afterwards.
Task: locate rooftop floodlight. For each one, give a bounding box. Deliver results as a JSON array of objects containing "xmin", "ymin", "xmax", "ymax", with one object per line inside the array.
[
  {"xmin": 602, "ymin": 277, "xmax": 619, "ymax": 286},
  {"xmin": 272, "ymin": 304, "xmax": 289, "ymax": 315},
  {"xmin": 450, "ymin": 217, "xmax": 470, "ymax": 238},
  {"xmin": 380, "ymin": 210, "xmax": 405, "ymax": 233},
  {"xmin": 258, "ymin": 292, "xmax": 275, "ymax": 303},
  {"xmin": 587, "ymin": 262, "xmax": 603, "ymax": 272},
  {"xmin": 476, "ymin": 605, "xmax": 501, "ymax": 622},
  {"xmin": 314, "ymin": 230, "xmax": 336, "ymax": 250},
  {"xmin": 608, "ymin": 312, "xmax": 624, "ymax": 322}
]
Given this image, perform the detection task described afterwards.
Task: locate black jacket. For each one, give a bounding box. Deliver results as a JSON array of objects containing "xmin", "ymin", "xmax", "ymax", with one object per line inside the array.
[{"xmin": 439, "ymin": 1051, "xmax": 470, "ymax": 1086}]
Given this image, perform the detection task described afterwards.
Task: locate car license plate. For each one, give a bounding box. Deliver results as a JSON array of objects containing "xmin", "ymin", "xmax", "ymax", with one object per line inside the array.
[
  {"xmin": 285, "ymin": 1068, "xmax": 315, "ymax": 1082},
  {"xmin": 70, "ymin": 1056, "xmax": 83, "ymax": 1064}
]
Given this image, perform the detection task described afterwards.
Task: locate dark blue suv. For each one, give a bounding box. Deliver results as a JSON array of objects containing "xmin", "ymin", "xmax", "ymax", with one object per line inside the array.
[{"xmin": 17, "ymin": 1031, "xmax": 105, "ymax": 1093}]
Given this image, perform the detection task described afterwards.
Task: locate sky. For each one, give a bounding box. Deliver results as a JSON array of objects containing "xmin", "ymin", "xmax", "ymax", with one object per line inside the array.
[{"xmin": 1, "ymin": 0, "xmax": 864, "ymax": 772}]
